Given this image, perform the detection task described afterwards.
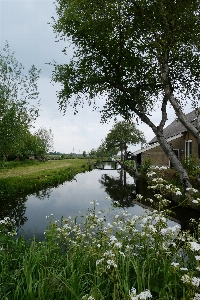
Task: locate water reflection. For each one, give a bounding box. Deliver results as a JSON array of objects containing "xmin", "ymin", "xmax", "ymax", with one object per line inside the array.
[
  {"xmin": 99, "ymin": 169, "xmax": 136, "ymax": 207},
  {"xmin": 2, "ymin": 169, "xmax": 145, "ymax": 240},
  {"xmin": 0, "ymin": 195, "xmax": 27, "ymax": 228},
  {"xmin": 34, "ymin": 188, "xmax": 53, "ymax": 201},
  {"xmin": 1, "ymin": 166, "xmax": 199, "ymax": 240}
]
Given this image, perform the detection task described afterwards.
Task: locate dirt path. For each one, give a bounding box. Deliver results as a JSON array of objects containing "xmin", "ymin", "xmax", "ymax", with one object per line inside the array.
[{"xmin": 0, "ymin": 160, "xmax": 72, "ymax": 178}]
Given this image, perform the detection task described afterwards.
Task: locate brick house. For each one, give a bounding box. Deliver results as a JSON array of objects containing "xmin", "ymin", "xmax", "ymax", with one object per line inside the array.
[{"xmin": 132, "ymin": 110, "xmax": 200, "ymax": 167}]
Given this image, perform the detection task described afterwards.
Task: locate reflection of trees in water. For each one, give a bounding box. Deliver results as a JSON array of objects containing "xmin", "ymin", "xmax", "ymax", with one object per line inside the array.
[
  {"xmin": 0, "ymin": 195, "xmax": 28, "ymax": 230},
  {"xmin": 34, "ymin": 188, "xmax": 53, "ymax": 201},
  {"xmin": 99, "ymin": 170, "xmax": 136, "ymax": 208}
]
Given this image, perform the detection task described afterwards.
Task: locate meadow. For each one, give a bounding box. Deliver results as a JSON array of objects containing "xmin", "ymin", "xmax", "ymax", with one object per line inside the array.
[
  {"xmin": 0, "ymin": 159, "xmax": 93, "ymax": 198},
  {"xmin": 0, "ymin": 165, "xmax": 200, "ymax": 299}
]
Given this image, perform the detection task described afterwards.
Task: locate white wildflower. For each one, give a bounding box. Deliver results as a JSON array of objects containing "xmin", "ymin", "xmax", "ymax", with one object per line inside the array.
[
  {"xmin": 181, "ymin": 274, "xmax": 190, "ymax": 284},
  {"xmin": 171, "ymin": 262, "xmax": 179, "ymax": 267},
  {"xmin": 114, "ymin": 242, "xmax": 122, "ymax": 248},
  {"xmin": 189, "ymin": 241, "xmax": 200, "ymax": 251},
  {"xmin": 192, "ymin": 200, "xmax": 199, "ymax": 204},
  {"xmin": 96, "ymin": 258, "xmax": 104, "ymax": 266},
  {"xmin": 107, "ymin": 259, "xmax": 117, "ymax": 268},
  {"xmin": 175, "ymin": 190, "xmax": 182, "ymax": 196},
  {"xmin": 194, "ymin": 293, "xmax": 200, "ymax": 300},
  {"xmin": 192, "ymin": 277, "xmax": 200, "ymax": 287},
  {"xmin": 129, "ymin": 288, "xmax": 152, "ymax": 300}
]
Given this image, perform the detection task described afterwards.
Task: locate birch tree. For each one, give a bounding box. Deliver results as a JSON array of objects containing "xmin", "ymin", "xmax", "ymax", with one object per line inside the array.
[{"xmin": 51, "ymin": 0, "xmax": 200, "ymax": 188}]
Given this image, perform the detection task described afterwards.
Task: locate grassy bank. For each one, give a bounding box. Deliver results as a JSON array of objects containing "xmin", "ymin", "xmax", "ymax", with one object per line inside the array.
[
  {"xmin": 0, "ymin": 159, "xmax": 93, "ymax": 198},
  {"xmin": 1, "ymin": 198, "xmax": 200, "ymax": 299}
]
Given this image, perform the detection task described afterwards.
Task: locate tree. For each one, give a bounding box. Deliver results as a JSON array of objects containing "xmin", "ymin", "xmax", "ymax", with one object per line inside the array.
[
  {"xmin": 105, "ymin": 121, "xmax": 146, "ymax": 161},
  {"xmin": 82, "ymin": 150, "xmax": 87, "ymax": 157},
  {"xmin": 33, "ymin": 127, "xmax": 54, "ymax": 159},
  {"xmin": 52, "ymin": 0, "xmax": 200, "ymax": 188},
  {"xmin": 0, "ymin": 43, "xmax": 40, "ymax": 162},
  {"xmin": 96, "ymin": 139, "xmax": 118, "ymax": 158}
]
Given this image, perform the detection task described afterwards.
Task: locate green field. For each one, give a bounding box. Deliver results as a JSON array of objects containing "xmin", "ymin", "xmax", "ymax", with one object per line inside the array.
[{"xmin": 0, "ymin": 159, "xmax": 94, "ymax": 198}]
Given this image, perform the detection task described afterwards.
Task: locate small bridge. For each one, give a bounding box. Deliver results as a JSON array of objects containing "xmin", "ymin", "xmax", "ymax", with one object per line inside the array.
[{"xmin": 94, "ymin": 160, "xmax": 120, "ymax": 170}]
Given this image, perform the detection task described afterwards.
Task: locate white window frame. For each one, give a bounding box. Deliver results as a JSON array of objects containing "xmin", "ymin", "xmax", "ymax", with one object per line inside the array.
[{"xmin": 185, "ymin": 140, "xmax": 192, "ymax": 158}]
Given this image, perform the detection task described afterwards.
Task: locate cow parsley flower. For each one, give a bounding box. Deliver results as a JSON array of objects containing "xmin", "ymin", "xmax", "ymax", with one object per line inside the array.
[
  {"xmin": 129, "ymin": 287, "xmax": 152, "ymax": 300},
  {"xmin": 189, "ymin": 241, "xmax": 200, "ymax": 251},
  {"xmin": 192, "ymin": 200, "xmax": 199, "ymax": 204},
  {"xmin": 192, "ymin": 277, "xmax": 200, "ymax": 287},
  {"xmin": 171, "ymin": 262, "xmax": 179, "ymax": 267},
  {"xmin": 194, "ymin": 293, "xmax": 200, "ymax": 300}
]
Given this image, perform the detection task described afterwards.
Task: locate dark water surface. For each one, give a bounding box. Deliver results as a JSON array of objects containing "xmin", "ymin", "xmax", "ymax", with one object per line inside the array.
[{"xmin": 1, "ymin": 164, "xmax": 199, "ymax": 240}]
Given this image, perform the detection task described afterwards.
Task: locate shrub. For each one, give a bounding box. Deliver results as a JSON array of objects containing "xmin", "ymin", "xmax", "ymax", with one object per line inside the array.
[{"xmin": 182, "ymin": 156, "xmax": 200, "ymax": 177}]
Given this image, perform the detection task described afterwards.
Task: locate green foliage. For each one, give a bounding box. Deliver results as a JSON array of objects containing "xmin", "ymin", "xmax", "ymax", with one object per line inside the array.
[
  {"xmin": 32, "ymin": 127, "xmax": 54, "ymax": 158},
  {"xmin": 182, "ymin": 156, "xmax": 200, "ymax": 177},
  {"xmin": 138, "ymin": 158, "xmax": 152, "ymax": 178},
  {"xmin": 0, "ymin": 43, "xmax": 40, "ymax": 162},
  {"xmin": 96, "ymin": 139, "xmax": 118, "ymax": 158},
  {"xmin": 52, "ymin": 0, "xmax": 199, "ymax": 120},
  {"xmin": 105, "ymin": 121, "xmax": 146, "ymax": 157}
]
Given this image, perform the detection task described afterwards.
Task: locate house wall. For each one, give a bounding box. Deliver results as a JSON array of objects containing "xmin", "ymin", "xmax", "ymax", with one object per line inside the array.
[
  {"xmin": 140, "ymin": 133, "xmax": 199, "ymax": 166},
  {"xmin": 185, "ymin": 132, "xmax": 199, "ymax": 158}
]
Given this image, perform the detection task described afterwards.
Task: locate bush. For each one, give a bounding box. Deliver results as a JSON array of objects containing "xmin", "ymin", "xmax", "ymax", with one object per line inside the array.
[
  {"xmin": 182, "ymin": 156, "xmax": 200, "ymax": 177},
  {"xmin": 138, "ymin": 158, "xmax": 152, "ymax": 178}
]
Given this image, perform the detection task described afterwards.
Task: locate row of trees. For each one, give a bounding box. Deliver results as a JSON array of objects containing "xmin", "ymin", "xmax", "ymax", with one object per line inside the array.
[
  {"xmin": 51, "ymin": 0, "xmax": 200, "ymax": 188},
  {"xmin": 0, "ymin": 43, "xmax": 53, "ymax": 163}
]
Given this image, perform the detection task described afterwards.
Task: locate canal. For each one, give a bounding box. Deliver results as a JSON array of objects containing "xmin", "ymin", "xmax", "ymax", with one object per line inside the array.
[{"xmin": 1, "ymin": 163, "xmax": 200, "ymax": 240}]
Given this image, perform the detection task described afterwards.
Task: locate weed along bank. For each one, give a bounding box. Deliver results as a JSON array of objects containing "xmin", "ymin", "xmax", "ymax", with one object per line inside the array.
[{"xmin": 1, "ymin": 161, "xmax": 200, "ymax": 299}]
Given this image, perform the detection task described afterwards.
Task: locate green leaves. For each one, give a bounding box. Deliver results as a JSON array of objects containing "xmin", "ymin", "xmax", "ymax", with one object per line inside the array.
[
  {"xmin": 105, "ymin": 120, "xmax": 146, "ymax": 153},
  {"xmin": 0, "ymin": 43, "xmax": 41, "ymax": 162}
]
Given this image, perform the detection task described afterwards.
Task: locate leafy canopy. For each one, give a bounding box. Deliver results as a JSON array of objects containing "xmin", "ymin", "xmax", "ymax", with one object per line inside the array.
[
  {"xmin": 52, "ymin": 0, "xmax": 200, "ymax": 121},
  {"xmin": 105, "ymin": 121, "xmax": 146, "ymax": 152}
]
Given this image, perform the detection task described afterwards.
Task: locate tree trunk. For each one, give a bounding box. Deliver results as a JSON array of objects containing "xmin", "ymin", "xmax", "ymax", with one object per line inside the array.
[
  {"xmin": 120, "ymin": 150, "xmax": 123, "ymax": 161},
  {"xmin": 156, "ymin": 130, "xmax": 192, "ymax": 190},
  {"xmin": 168, "ymin": 94, "xmax": 200, "ymax": 144},
  {"xmin": 127, "ymin": 99, "xmax": 192, "ymax": 189},
  {"xmin": 161, "ymin": 61, "xmax": 200, "ymax": 144}
]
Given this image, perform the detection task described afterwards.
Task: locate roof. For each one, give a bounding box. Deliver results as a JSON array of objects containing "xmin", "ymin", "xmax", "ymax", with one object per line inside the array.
[
  {"xmin": 149, "ymin": 110, "xmax": 198, "ymax": 144},
  {"xmin": 132, "ymin": 132, "xmax": 184, "ymax": 155}
]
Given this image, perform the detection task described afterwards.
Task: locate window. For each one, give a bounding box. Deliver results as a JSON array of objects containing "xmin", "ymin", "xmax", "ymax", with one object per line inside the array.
[{"xmin": 185, "ymin": 140, "xmax": 192, "ymax": 158}]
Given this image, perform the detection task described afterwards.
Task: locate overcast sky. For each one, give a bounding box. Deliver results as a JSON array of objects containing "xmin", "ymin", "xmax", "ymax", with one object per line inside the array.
[{"xmin": 0, "ymin": 0, "xmax": 188, "ymax": 154}]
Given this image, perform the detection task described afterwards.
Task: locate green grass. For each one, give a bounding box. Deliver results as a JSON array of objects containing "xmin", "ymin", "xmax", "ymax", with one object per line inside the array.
[
  {"xmin": 0, "ymin": 159, "xmax": 94, "ymax": 198},
  {"xmin": 1, "ymin": 200, "xmax": 200, "ymax": 299}
]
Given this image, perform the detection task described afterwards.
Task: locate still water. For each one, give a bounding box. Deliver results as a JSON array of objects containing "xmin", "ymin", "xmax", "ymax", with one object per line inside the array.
[
  {"xmin": 16, "ymin": 168, "xmax": 147, "ymax": 240},
  {"xmin": 1, "ymin": 164, "xmax": 199, "ymax": 240}
]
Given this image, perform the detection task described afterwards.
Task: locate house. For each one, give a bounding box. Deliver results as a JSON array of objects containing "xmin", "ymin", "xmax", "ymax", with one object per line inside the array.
[{"xmin": 132, "ymin": 110, "xmax": 200, "ymax": 167}]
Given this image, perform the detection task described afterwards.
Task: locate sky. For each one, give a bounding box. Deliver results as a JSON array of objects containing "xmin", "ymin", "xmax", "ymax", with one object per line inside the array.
[{"xmin": 0, "ymin": 0, "xmax": 189, "ymax": 154}]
